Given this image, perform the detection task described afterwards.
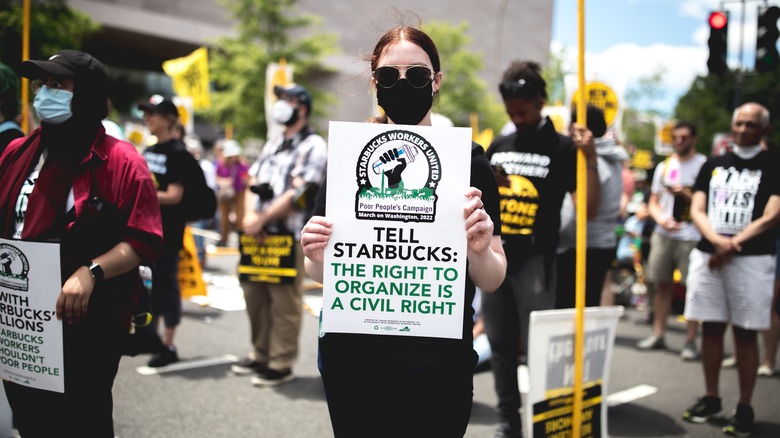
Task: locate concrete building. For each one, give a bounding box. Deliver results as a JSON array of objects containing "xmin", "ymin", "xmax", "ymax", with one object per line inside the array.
[{"xmin": 68, "ymin": 0, "xmax": 553, "ymax": 141}]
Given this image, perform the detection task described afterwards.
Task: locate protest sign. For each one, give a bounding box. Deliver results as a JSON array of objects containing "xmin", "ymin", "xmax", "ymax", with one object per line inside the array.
[
  {"xmin": 322, "ymin": 121, "xmax": 471, "ymax": 339},
  {"xmin": 0, "ymin": 238, "xmax": 64, "ymax": 393},
  {"xmin": 526, "ymin": 306, "xmax": 623, "ymax": 438}
]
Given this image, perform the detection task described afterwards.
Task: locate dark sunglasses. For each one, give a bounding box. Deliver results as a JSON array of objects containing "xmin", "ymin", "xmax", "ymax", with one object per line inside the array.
[
  {"xmin": 499, "ymin": 78, "xmax": 540, "ymax": 99},
  {"xmin": 373, "ymin": 65, "xmax": 434, "ymax": 89}
]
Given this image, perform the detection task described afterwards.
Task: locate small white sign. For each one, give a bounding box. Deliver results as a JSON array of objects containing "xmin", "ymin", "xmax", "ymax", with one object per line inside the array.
[
  {"xmin": 526, "ymin": 306, "xmax": 624, "ymax": 438},
  {"xmin": 0, "ymin": 238, "xmax": 64, "ymax": 393}
]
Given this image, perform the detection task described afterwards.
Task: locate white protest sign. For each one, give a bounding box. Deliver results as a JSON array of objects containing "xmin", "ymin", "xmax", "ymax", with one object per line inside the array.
[
  {"xmin": 526, "ymin": 306, "xmax": 624, "ymax": 438},
  {"xmin": 323, "ymin": 121, "xmax": 471, "ymax": 339},
  {"xmin": 0, "ymin": 238, "xmax": 64, "ymax": 393}
]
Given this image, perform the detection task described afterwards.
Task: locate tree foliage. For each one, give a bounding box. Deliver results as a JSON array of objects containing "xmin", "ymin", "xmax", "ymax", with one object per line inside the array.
[
  {"xmin": 0, "ymin": 0, "xmax": 99, "ymax": 70},
  {"xmin": 422, "ymin": 21, "xmax": 506, "ymax": 134},
  {"xmin": 542, "ymin": 45, "xmax": 567, "ymax": 106},
  {"xmin": 208, "ymin": 0, "xmax": 338, "ymax": 141},
  {"xmin": 675, "ymin": 69, "xmax": 780, "ymax": 154}
]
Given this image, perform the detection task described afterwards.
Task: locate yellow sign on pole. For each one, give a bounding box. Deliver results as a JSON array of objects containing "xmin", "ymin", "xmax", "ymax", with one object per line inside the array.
[
  {"xmin": 571, "ymin": 81, "xmax": 619, "ymax": 127},
  {"xmin": 655, "ymin": 119, "xmax": 676, "ymax": 156},
  {"xmin": 265, "ymin": 59, "xmax": 294, "ymax": 140},
  {"xmin": 162, "ymin": 47, "xmax": 210, "ymax": 110}
]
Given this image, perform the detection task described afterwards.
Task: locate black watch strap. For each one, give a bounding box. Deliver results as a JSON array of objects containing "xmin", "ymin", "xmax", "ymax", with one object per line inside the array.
[{"xmin": 85, "ymin": 261, "xmax": 104, "ymax": 283}]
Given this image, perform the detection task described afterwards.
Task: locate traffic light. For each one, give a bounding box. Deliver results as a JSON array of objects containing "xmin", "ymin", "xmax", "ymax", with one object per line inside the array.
[
  {"xmin": 707, "ymin": 11, "xmax": 729, "ymax": 75},
  {"xmin": 756, "ymin": 5, "xmax": 780, "ymax": 73}
]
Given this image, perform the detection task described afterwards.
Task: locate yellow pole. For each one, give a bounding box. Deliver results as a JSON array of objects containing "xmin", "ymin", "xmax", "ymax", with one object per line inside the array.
[
  {"xmin": 20, "ymin": 0, "xmax": 30, "ymax": 134},
  {"xmin": 225, "ymin": 123, "xmax": 233, "ymax": 139},
  {"xmin": 573, "ymin": 0, "xmax": 587, "ymax": 437}
]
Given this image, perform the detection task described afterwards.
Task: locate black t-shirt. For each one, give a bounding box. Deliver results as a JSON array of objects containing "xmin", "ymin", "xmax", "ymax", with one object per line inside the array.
[
  {"xmin": 143, "ymin": 139, "xmax": 189, "ymax": 251},
  {"xmin": 313, "ymin": 142, "xmax": 501, "ymax": 358},
  {"xmin": 693, "ymin": 149, "xmax": 780, "ymax": 255},
  {"xmin": 485, "ymin": 117, "xmax": 576, "ymax": 265},
  {"xmin": 0, "ymin": 125, "xmax": 24, "ymax": 156}
]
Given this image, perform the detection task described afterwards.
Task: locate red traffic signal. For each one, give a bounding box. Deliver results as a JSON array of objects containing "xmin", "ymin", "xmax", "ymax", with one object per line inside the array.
[
  {"xmin": 708, "ymin": 10, "xmax": 729, "ymax": 74},
  {"xmin": 709, "ymin": 11, "xmax": 728, "ymax": 30}
]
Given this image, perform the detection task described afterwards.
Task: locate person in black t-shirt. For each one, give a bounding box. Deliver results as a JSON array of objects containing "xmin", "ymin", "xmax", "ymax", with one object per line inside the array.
[
  {"xmin": 682, "ymin": 102, "xmax": 780, "ymax": 436},
  {"xmin": 140, "ymin": 96, "xmax": 189, "ymax": 368},
  {"xmin": 482, "ymin": 60, "xmax": 601, "ymax": 438},
  {"xmin": 300, "ymin": 25, "xmax": 506, "ymax": 438}
]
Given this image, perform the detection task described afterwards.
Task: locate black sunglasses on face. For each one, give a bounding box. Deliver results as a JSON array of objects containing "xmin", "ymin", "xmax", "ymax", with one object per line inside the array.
[{"xmin": 373, "ymin": 65, "xmax": 434, "ymax": 89}]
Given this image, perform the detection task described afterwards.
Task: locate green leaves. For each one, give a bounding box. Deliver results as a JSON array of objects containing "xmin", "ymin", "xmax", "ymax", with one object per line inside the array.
[{"xmin": 208, "ymin": 0, "xmax": 338, "ymax": 141}]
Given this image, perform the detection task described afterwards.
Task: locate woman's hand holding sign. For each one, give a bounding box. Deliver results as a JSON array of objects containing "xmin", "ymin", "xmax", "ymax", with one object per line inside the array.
[
  {"xmin": 301, "ymin": 215, "xmax": 333, "ymax": 282},
  {"xmin": 463, "ymin": 187, "xmax": 506, "ymax": 293},
  {"xmin": 464, "ymin": 187, "xmax": 492, "ymax": 253}
]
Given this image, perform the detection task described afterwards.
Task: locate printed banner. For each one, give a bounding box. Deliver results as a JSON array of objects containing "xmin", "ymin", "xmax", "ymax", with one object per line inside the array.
[
  {"xmin": 238, "ymin": 231, "xmax": 297, "ymax": 284},
  {"xmin": 526, "ymin": 306, "xmax": 624, "ymax": 438},
  {"xmin": 322, "ymin": 121, "xmax": 471, "ymax": 339},
  {"xmin": 0, "ymin": 238, "xmax": 64, "ymax": 393}
]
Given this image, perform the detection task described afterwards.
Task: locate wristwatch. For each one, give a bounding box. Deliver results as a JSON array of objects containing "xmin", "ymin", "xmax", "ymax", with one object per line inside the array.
[{"xmin": 84, "ymin": 261, "xmax": 104, "ymax": 283}]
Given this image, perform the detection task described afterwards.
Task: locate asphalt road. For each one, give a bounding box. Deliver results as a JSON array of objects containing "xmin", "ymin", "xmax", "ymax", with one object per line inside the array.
[{"xmin": 52, "ymin": 248, "xmax": 780, "ymax": 437}]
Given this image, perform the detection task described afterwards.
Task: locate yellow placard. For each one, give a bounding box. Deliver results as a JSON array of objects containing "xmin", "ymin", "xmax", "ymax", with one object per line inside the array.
[
  {"xmin": 570, "ymin": 81, "xmax": 619, "ymax": 126},
  {"xmin": 178, "ymin": 226, "xmax": 207, "ymax": 298},
  {"xmin": 631, "ymin": 149, "xmax": 655, "ymax": 170}
]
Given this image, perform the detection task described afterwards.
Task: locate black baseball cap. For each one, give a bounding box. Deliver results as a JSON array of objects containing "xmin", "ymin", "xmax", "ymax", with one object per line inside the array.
[
  {"xmin": 20, "ymin": 50, "xmax": 108, "ymax": 83},
  {"xmin": 274, "ymin": 83, "xmax": 312, "ymax": 111},
  {"xmin": 138, "ymin": 95, "xmax": 179, "ymax": 117}
]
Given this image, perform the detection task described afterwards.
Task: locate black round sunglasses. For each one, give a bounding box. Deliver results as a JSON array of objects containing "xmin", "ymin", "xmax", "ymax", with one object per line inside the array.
[{"xmin": 373, "ymin": 65, "xmax": 434, "ymax": 89}]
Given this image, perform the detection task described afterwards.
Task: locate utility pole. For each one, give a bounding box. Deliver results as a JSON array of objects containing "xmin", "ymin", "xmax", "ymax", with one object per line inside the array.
[{"xmin": 719, "ymin": 0, "xmax": 768, "ymax": 106}]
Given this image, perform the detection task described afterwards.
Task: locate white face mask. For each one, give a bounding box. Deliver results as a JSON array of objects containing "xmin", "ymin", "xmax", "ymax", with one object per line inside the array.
[
  {"xmin": 33, "ymin": 86, "xmax": 74, "ymax": 124},
  {"xmin": 272, "ymin": 99, "xmax": 297, "ymax": 125}
]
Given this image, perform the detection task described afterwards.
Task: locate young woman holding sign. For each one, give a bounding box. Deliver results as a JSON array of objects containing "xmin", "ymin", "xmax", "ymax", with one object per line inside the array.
[{"xmin": 300, "ymin": 22, "xmax": 506, "ymax": 437}]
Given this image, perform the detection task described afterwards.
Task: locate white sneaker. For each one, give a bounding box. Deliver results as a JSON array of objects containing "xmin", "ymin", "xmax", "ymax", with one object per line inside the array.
[
  {"xmin": 680, "ymin": 341, "xmax": 700, "ymax": 361},
  {"xmin": 758, "ymin": 364, "xmax": 775, "ymax": 377}
]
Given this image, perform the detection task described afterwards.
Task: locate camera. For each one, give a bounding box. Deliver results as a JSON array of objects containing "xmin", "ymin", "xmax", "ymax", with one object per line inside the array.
[{"xmin": 250, "ymin": 183, "xmax": 274, "ymax": 201}]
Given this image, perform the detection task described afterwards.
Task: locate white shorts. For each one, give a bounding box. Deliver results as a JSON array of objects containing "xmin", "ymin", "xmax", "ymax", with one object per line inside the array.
[{"xmin": 684, "ymin": 248, "xmax": 775, "ymax": 330}]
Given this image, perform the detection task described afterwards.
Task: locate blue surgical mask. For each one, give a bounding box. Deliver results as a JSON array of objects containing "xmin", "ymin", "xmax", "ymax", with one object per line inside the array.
[{"xmin": 33, "ymin": 86, "xmax": 73, "ymax": 124}]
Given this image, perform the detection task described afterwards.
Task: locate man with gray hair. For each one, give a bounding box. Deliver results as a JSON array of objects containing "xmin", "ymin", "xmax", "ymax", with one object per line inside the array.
[{"xmin": 682, "ymin": 102, "xmax": 780, "ymax": 437}]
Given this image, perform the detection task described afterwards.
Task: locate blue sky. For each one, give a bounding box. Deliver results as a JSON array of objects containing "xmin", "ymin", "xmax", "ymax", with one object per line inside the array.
[{"xmin": 550, "ymin": 0, "xmax": 761, "ymax": 116}]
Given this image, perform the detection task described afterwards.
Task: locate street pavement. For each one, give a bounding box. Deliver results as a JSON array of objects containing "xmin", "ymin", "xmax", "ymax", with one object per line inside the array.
[{"xmin": 99, "ymin": 248, "xmax": 779, "ymax": 437}]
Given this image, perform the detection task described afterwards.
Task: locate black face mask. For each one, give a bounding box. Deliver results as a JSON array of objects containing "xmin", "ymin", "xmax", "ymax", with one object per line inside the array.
[{"xmin": 377, "ymin": 79, "xmax": 433, "ymax": 125}]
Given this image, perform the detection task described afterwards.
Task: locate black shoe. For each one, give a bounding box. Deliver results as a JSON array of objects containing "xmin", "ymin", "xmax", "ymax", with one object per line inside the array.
[
  {"xmin": 231, "ymin": 357, "xmax": 267, "ymax": 375},
  {"xmin": 723, "ymin": 404, "xmax": 754, "ymax": 437},
  {"xmin": 683, "ymin": 395, "xmax": 722, "ymax": 423},
  {"xmin": 493, "ymin": 421, "xmax": 523, "ymax": 438},
  {"xmin": 148, "ymin": 346, "xmax": 179, "ymax": 368},
  {"xmin": 250, "ymin": 368, "xmax": 294, "ymax": 386}
]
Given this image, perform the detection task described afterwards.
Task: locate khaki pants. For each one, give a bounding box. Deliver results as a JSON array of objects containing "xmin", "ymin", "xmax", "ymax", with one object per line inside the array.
[{"xmin": 239, "ymin": 247, "xmax": 304, "ymax": 371}]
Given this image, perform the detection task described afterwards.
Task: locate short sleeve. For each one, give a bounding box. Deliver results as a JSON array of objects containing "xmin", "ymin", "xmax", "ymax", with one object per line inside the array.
[
  {"xmin": 293, "ymin": 135, "xmax": 328, "ymax": 184},
  {"xmin": 471, "ymin": 143, "xmax": 501, "ymax": 236},
  {"xmin": 692, "ymin": 159, "xmax": 713, "ymax": 195},
  {"xmin": 650, "ymin": 160, "xmax": 666, "ymax": 195}
]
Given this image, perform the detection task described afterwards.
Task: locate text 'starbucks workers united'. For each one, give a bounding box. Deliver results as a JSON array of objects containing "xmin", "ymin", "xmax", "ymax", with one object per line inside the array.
[{"xmin": 355, "ymin": 129, "xmax": 442, "ymax": 223}]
